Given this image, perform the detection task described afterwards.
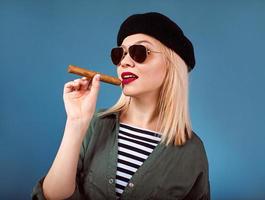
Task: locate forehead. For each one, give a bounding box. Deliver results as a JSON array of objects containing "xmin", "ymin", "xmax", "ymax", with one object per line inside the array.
[{"xmin": 121, "ymin": 33, "xmax": 160, "ymax": 47}]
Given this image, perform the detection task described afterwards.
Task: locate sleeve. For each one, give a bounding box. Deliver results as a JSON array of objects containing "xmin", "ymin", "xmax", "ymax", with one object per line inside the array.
[
  {"xmin": 31, "ymin": 113, "xmax": 98, "ymax": 200},
  {"xmin": 183, "ymin": 134, "xmax": 211, "ymax": 200},
  {"xmin": 183, "ymin": 171, "xmax": 211, "ymax": 200},
  {"xmin": 184, "ymin": 134, "xmax": 211, "ymax": 200}
]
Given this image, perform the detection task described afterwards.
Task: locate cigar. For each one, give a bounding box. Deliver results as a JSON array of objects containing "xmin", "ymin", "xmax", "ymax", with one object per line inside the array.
[{"xmin": 68, "ymin": 65, "xmax": 121, "ymax": 86}]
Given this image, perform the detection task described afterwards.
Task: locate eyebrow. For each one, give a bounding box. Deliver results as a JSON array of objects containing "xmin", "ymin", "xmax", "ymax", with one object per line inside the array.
[
  {"xmin": 120, "ymin": 40, "xmax": 155, "ymax": 49},
  {"xmin": 134, "ymin": 40, "xmax": 154, "ymax": 47}
]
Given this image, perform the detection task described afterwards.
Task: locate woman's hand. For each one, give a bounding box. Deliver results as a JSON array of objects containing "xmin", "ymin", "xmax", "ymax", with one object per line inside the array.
[
  {"xmin": 42, "ymin": 75, "xmax": 100, "ymax": 200},
  {"xmin": 63, "ymin": 74, "xmax": 101, "ymax": 124}
]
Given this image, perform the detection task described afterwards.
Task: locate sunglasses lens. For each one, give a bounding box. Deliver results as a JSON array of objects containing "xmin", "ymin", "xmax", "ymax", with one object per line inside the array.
[
  {"xmin": 111, "ymin": 47, "xmax": 124, "ymax": 65},
  {"xmin": 111, "ymin": 45, "xmax": 147, "ymax": 65},
  {"xmin": 129, "ymin": 45, "xmax": 147, "ymax": 63}
]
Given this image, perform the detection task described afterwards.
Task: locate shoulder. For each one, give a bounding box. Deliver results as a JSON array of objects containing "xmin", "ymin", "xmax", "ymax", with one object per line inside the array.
[
  {"xmin": 182, "ymin": 131, "xmax": 209, "ymax": 168},
  {"xmin": 82, "ymin": 108, "xmax": 118, "ymax": 142},
  {"xmin": 81, "ymin": 108, "xmax": 118, "ymax": 155},
  {"xmin": 159, "ymin": 131, "xmax": 209, "ymax": 184},
  {"xmin": 93, "ymin": 108, "xmax": 119, "ymax": 128},
  {"xmin": 166, "ymin": 131, "xmax": 208, "ymax": 170},
  {"xmin": 186, "ymin": 131, "xmax": 207, "ymax": 154},
  {"xmin": 89, "ymin": 108, "xmax": 118, "ymax": 127}
]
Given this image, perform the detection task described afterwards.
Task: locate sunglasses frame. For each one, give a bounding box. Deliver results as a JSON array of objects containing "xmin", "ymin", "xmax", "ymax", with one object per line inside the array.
[{"xmin": 111, "ymin": 44, "xmax": 161, "ymax": 65}]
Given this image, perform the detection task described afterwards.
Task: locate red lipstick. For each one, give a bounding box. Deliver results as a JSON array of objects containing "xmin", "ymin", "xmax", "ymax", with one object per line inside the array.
[{"xmin": 121, "ymin": 72, "xmax": 138, "ymax": 85}]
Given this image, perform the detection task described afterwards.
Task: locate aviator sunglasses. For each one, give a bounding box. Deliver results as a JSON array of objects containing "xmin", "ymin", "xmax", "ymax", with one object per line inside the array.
[{"xmin": 111, "ymin": 44, "xmax": 161, "ymax": 65}]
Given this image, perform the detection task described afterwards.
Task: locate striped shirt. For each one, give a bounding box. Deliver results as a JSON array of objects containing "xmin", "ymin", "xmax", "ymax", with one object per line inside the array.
[{"xmin": 115, "ymin": 123, "xmax": 161, "ymax": 198}]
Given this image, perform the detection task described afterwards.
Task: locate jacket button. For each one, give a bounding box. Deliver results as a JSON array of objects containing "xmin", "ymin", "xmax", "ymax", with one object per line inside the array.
[
  {"xmin": 128, "ymin": 182, "xmax": 134, "ymax": 188},
  {"xmin": 109, "ymin": 178, "xmax": 114, "ymax": 184}
]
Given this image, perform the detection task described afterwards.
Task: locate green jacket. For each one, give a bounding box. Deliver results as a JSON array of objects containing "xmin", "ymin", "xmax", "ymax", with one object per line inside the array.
[{"xmin": 32, "ymin": 111, "xmax": 210, "ymax": 200}]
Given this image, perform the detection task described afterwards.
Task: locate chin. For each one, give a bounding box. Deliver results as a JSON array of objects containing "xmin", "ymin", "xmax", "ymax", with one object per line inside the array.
[
  {"xmin": 122, "ymin": 87, "xmax": 139, "ymax": 97},
  {"xmin": 122, "ymin": 90, "xmax": 135, "ymax": 97}
]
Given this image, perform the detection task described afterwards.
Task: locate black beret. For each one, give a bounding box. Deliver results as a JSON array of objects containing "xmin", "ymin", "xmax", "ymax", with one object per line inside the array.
[{"xmin": 117, "ymin": 12, "xmax": 195, "ymax": 72}]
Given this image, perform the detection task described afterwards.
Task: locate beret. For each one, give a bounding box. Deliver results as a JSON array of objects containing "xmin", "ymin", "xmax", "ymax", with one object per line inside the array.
[{"xmin": 117, "ymin": 12, "xmax": 195, "ymax": 72}]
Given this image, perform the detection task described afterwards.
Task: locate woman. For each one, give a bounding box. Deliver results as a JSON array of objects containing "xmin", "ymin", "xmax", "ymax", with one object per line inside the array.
[{"xmin": 32, "ymin": 12, "xmax": 210, "ymax": 200}]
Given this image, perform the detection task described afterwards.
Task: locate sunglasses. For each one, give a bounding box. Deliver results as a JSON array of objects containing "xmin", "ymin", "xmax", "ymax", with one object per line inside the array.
[{"xmin": 111, "ymin": 44, "xmax": 161, "ymax": 65}]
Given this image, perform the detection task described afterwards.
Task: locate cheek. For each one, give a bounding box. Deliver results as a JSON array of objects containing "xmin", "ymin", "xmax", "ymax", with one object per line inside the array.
[
  {"xmin": 146, "ymin": 61, "xmax": 166, "ymax": 84},
  {"xmin": 143, "ymin": 68, "xmax": 166, "ymax": 86}
]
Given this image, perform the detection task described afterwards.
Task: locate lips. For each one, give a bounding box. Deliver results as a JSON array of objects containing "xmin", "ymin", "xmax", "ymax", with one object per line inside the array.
[{"xmin": 121, "ymin": 72, "xmax": 139, "ymax": 85}]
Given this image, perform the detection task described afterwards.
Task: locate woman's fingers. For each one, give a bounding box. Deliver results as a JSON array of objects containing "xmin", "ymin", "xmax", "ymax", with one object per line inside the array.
[
  {"xmin": 64, "ymin": 77, "xmax": 92, "ymax": 94},
  {"xmin": 80, "ymin": 77, "xmax": 91, "ymax": 91},
  {"xmin": 64, "ymin": 81, "xmax": 75, "ymax": 93},
  {"xmin": 88, "ymin": 74, "xmax": 100, "ymax": 99}
]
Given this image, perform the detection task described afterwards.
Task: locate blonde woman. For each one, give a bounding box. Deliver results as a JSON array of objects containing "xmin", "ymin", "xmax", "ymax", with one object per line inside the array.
[{"xmin": 32, "ymin": 12, "xmax": 210, "ymax": 200}]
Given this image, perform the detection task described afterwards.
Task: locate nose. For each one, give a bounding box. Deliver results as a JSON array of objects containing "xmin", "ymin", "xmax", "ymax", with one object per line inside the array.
[{"xmin": 119, "ymin": 52, "xmax": 135, "ymax": 68}]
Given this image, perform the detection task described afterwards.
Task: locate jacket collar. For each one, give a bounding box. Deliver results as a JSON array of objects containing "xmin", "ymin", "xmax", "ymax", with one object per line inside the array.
[{"xmin": 98, "ymin": 109, "xmax": 119, "ymax": 119}]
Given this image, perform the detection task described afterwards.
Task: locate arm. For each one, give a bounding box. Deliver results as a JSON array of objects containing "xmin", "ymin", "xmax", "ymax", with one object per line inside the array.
[
  {"xmin": 183, "ymin": 171, "xmax": 210, "ymax": 200},
  {"xmin": 183, "ymin": 135, "xmax": 211, "ymax": 200},
  {"xmin": 31, "ymin": 75, "xmax": 100, "ymax": 200},
  {"xmin": 31, "ymin": 117, "xmax": 96, "ymax": 200},
  {"xmin": 42, "ymin": 119, "xmax": 89, "ymax": 199}
]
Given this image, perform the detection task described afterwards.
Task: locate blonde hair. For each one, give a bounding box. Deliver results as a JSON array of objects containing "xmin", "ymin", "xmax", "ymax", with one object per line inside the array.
[{"xmin": 99, "ymin": 44, "xmax": 193, "ymax": 146}]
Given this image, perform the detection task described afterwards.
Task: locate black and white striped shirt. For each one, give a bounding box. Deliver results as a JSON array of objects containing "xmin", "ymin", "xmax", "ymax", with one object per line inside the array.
[{"xmin": 115, "ymin": 123, "xmax": 161, "ymax": 198}]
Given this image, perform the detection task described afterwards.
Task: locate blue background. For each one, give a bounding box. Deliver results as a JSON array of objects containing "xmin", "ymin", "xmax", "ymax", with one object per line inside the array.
[{"xmin": 1, "ymin": 1, "xmax": 264, "ymax": 199}]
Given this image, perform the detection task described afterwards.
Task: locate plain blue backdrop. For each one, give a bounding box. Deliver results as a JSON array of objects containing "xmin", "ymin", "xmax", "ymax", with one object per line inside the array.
[{"xmin": 1, "ymin": 1, "xmax": 265, "ymax": 199}]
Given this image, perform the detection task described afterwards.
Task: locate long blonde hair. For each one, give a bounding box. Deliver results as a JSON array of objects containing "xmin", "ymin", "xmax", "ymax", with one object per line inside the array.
[{"xmin": 99, "ymin": 43, "xmax": 193, "ymax": 146}]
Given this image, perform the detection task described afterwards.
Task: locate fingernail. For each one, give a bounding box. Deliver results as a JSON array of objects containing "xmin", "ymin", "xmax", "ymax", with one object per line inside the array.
[{"xmin": 95, "ymin": 74, "xmax": 100, "ymax": 81}]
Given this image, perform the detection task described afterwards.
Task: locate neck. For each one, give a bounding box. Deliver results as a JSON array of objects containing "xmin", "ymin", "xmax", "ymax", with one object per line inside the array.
[{"xmin": 120, "ymin": 94, "xmax": 159, "ymax": 131}]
